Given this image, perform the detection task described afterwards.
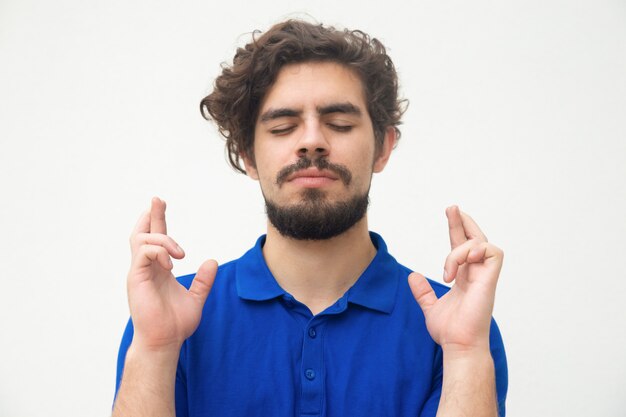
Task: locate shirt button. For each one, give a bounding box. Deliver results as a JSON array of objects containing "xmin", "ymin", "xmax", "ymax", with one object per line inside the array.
[
  {"xmin": 308, "ymin": 327, "xmax": 317, "ymax": 338},
  {"xmin": 305, "ymin": 369, "xmax": 316, "ymax": 380}
]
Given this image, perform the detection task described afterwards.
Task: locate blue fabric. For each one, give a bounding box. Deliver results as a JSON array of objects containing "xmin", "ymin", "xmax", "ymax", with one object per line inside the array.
[{"xmin": 115, "ymin": 232, "xmax": 508, "ymax": 416}]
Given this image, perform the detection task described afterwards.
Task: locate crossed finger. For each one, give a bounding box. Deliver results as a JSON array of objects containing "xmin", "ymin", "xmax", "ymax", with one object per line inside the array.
[
  {"xmin": 131, "ymin": 233, "xmax": 185, "ymax": 259},
  {"xmin": 443, "ymin": 239, "xmax": 502, "ymax": 283},
  {"xmin": 447, "ymin": 206, "xmax": 488, "ymax": 250},
  {"xmin": 132, "ymin": 243, "xmax": 175, "ymax": 271},
  {"xmin": 131, "ymin": 197, "xmax": 171, "ymax": 238},
  {"xmin": 129, "ymin": 197, "xmax": 184, "ymax": 270}
]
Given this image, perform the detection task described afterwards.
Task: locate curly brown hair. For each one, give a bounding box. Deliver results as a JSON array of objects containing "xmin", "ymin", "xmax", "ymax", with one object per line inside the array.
[{"xmin": 200, "ymin": 19, "xmax": 407, "ymax": 174}]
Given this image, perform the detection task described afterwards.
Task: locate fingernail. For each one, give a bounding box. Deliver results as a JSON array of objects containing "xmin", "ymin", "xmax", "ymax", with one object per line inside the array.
[
  {"xmin": 443, "ymin": 269, "xmax": 448, "ymax": 281},
  {"xmin": 168, "ymin": 258, "xmax": 173, "ymax": 268},
  {"xmin": 176, "ymin": 245, "xmax": 183, "ymax": 254}
]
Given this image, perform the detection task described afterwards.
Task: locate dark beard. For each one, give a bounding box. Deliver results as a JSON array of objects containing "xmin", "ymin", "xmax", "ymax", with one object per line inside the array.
[{"xmin": 265, "ymin": 190, "xmax": 369, "ymax": 240}]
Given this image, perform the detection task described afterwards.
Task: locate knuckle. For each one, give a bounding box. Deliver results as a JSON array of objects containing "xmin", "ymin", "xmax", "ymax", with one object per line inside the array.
[
  {"xmin": 153, "ymin": 233, "xmax": 168, "ymax": 244},
  {"xmin": 131, "ymin": 233, "xmax": 146, "ymax": 246},
  {"xmin": 129, "ymin": 233, "xmax": 140, "ymax": 247},
  {"xmin": 488, "ymin": 243, "xmax": 504, "ymax": 257},
  {"xmin": 137, "ymin": 245, "xmax": 149, "ymax": 257}
]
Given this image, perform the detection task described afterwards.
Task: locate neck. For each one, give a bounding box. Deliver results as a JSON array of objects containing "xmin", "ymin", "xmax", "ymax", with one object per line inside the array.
[{"xmin": 262, "ymin": 216, "xmax": 376, "ymax": 315}]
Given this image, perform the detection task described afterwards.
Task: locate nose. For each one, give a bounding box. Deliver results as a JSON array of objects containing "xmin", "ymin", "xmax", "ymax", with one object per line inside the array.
[{"xmin": 296, "ymin": 121, "xmax": 330, "ymax": 158}]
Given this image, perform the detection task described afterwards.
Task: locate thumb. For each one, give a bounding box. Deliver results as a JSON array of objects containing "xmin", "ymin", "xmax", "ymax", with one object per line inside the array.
[
  {"xmin": 408, "ymin": 272, "xmax": 437, "ymax": 314},
  {"xmin": 189, "ymin": 259, "xmax": 218, "ymax": 304}
]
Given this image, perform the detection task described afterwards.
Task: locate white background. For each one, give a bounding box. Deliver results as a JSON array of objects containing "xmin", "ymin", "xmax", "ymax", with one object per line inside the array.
[{"xmin": 1, "ymin": 1, "xmax": 625, "ymax": 416}]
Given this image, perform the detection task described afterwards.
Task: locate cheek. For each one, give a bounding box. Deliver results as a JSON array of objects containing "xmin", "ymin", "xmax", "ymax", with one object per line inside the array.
[
  {"xmin": 255, "ymin": 158, "xmax": 286, "ymax": 190},
  {"xmin": 341, "ymin": 143, "xmax": 376, "ymax": 171},
  {"xmin": 344, "ymin": 159, "xmax": 376, "ymax": 191},
  {"xmin": 252, "ymin": 147, "xmax": 276, "ymax": 181}
]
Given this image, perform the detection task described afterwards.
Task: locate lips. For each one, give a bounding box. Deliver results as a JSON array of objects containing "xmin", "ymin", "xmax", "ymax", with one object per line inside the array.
[
  {"xmin": 275, "ymin": 157, "xmax": 352, "ymax": 186},
  {"xmin": 287, "ymin": 168, "xmax": 339, "ymax": 188},
  {"xmin": 287, "ymin": 168, "xmax": 339, "ymax": 182}
]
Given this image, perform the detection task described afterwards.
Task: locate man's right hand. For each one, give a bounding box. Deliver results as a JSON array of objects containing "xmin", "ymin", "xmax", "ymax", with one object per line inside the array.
[{"xmin": 127, "ymin": 197, "xmax": 217, "ymax": 352}]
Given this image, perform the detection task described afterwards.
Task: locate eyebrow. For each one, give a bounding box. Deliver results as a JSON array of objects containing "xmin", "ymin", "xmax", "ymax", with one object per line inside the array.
[
  {"xmin": 259, "ymin": 108, "xmax": 300, "ymax": 122},
  {"xmin": 318, "ymin": 102, "xmax": 362, "ymax": 116},
  {"xmin": 259, "ymin": 102, "xmax": 363, "ymax": 123}
]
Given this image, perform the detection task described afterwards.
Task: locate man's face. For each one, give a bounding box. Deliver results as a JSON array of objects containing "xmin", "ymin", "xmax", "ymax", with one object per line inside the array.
[{"xmin": 245, "ymin": 61, "xmax": 394, "ymax": 239}]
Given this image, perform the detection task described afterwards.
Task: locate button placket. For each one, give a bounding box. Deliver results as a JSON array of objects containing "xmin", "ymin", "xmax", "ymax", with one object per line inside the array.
[{"xmin": 300, "ymin": 319, "xmax": 324, "ymax": 415}]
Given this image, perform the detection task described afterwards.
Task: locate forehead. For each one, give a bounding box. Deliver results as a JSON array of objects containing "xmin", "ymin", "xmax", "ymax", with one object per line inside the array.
[{"xmin": 259, "ymin": 61, "xmax": 367, "ymax": 113}]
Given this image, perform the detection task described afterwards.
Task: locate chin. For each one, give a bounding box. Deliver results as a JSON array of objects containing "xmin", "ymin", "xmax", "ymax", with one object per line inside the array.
[{"xmin": 264, "ymin": 192, "xmax": 370, "ymax": 241}]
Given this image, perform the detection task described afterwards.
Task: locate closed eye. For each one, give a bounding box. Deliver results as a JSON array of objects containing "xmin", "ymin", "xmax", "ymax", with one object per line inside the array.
[
  {"xmin": 327, "ymin": 123, "xmax": 353, "ymax": 132},
  {"xmin": 270, "ymin": 125, "xmax": 296, "ymax": 135}
]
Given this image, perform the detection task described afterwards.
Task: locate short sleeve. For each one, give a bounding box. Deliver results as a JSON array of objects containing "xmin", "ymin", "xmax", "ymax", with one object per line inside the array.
[
  {"xmin": 113, "ymin": 318, "xmax": 134, "ymax": 405},
  {"xmin": 419, "ymin": 346, "xmax": 443, "ymax": 417},
  {"xmin": 490, "ymin": 318, "xmax": 508, "ymax": 417}
]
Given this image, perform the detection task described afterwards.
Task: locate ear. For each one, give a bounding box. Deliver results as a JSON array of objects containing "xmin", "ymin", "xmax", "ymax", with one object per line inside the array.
[
  {"xmin": 242, "ymin": 152, "xmax": 259, "ymax": 180},
  {"xmin": 373, "ymin": 127, "xmax": 397, "ymax": 173}
]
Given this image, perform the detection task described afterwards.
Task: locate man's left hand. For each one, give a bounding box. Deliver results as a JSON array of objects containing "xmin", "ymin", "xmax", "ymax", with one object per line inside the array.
[{"xmin": 408, "ymin": 206, "xmax": 504, "ymax": 353}]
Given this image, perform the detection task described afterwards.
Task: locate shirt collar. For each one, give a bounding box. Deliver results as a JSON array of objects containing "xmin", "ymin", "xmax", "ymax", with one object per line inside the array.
[
  {"xmin": 345, "ymin": 232, "xmax": 398, "ymax": 314},
  {"xmin": 236, "ymin": 235, "xmax": 286, "ymax": 301},
  {"xmin": 236, "ymin": 232, "xmax": 398, "ymax": 314}
]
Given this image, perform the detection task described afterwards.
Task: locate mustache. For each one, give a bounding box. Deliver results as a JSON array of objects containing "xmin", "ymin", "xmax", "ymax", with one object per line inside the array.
[{"xmin": 275, "ymin": 157, "xmax": 352, "ymax": 186}]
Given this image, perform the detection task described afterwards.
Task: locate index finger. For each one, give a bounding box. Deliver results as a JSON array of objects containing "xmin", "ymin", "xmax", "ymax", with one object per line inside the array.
[
  {"xmin": 447, "ymin": 205, "xmax": 467, "ymax": 249},
  {"xmin": 131, "ymin": 209, "xmax": 151, "ymax": 236},
  {"xmin": 150, "ymin": 197, "xmax": 167, "ymax": 235}
]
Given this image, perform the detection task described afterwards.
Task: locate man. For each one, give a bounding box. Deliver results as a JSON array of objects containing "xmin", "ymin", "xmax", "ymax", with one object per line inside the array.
[{"xmin": 113, "ymin": 20, "xmax": 508, "ymax": 417}]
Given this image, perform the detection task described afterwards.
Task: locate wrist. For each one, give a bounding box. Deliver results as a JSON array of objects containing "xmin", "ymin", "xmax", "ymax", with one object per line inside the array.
[
  {"xmin": 441, "ymin": 341, "xmax": 490, "ymax": 358},
  {"xmin": 127, "ymin": 338, "xmax": 182, "ymax": 365},
  {"xmin": 441, "ymin": 346, "xmax": 494, "ymax": 379}
]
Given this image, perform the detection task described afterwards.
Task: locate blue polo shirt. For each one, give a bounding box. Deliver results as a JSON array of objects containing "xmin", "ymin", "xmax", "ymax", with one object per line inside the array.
[{"xmin": 115, "ymin": 233, "xmax": 507, "ymax": 416}]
